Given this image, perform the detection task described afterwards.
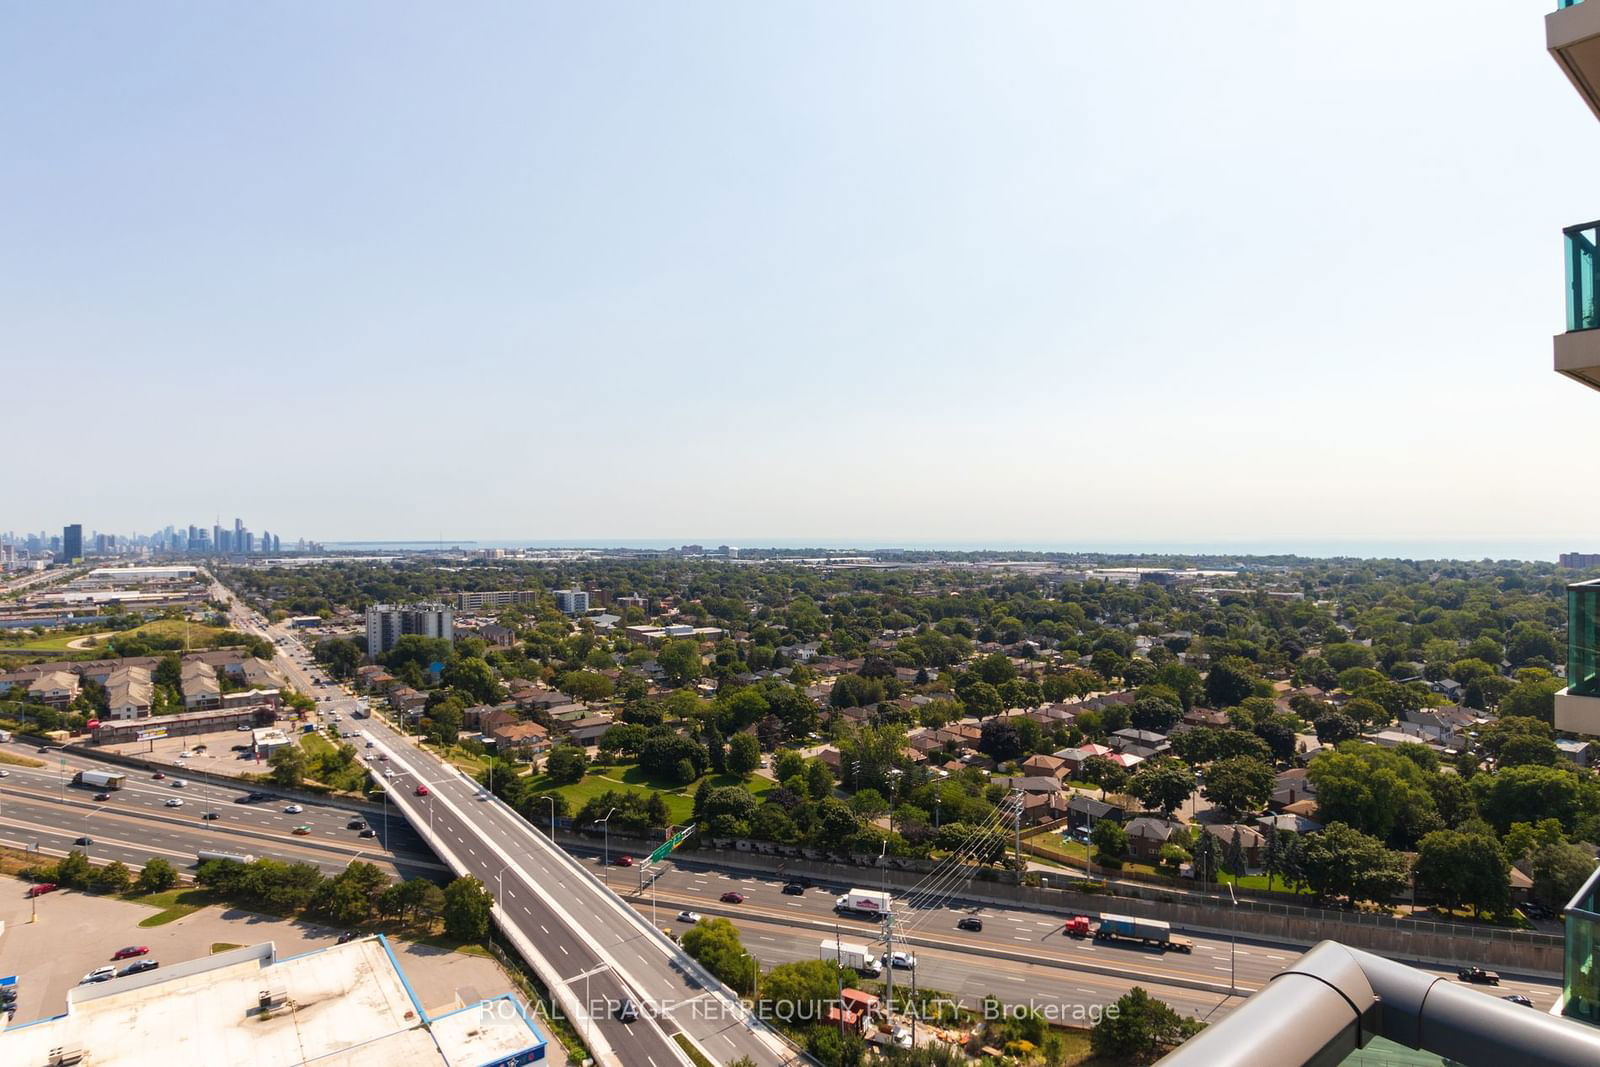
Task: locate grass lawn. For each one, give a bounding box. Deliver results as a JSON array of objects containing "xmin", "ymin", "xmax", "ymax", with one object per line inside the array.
[
  {"xmin": 0, "ymin": 617, "xmax": 237, "ymax": 657},
  {"xmin": 211, "ymin": 942, "xmax": 243, "ymax": 953},
  {"xmin": 129, "ymin": 887, "xmax": 218, "ymax": 927},
  {"xmin": 0, "ymin": 631, "xmax": 106, "ymax": 653},
  {"xmin": 298, "ymin": 731, "xmax": 336, "ymax": 759},
  {"xmin": 526, "ymin": 762, "xmax": 777, "ymax": 826},
  {"xmin": 0, "ymin": 751, "xmax": 46, "ymax": 768},
  {"xmin": 673, "ymin": 1034, "xmax": 715, "ymax": 1067}
]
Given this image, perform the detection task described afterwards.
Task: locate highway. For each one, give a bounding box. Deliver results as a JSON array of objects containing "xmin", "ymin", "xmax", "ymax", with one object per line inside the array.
[{"xmin": 216, "ymin": 578, "xmax": 797, "ymax": 1067}]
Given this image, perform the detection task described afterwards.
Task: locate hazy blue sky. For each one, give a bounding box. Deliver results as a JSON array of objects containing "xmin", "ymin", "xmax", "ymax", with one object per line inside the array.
[{"xmin": 5, "ymin": 2, "xmax": 1596, "ymax": 553}]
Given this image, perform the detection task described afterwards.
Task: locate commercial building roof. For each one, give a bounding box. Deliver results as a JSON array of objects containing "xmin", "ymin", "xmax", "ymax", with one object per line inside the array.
[{"xmin": 0, "ymin": 937, "xmax": 544, "ymax": 1067}]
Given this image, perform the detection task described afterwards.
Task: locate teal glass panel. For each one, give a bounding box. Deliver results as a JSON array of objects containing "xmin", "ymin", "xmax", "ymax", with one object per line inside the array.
[
  {"xmin": 1562, "ymin": 0, "xmax": 1585, "ymax": 9},
  {"xmin": 1567, "ymin": 224, "xmax": 1600, "ymax": 331},
  {"xmin": 1566, "ymin": 868, "xmax": 1600, "ymax": 1024},
  {"xmin": 1570, "ymin": 582, "xmax": 1600, "ymax": 697}
]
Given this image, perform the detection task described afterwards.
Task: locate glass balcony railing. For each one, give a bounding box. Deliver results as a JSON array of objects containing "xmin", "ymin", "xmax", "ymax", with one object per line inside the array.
[{"xmin": 1566, "ymin": 222, "xmax": 1600, "ymax": 331}]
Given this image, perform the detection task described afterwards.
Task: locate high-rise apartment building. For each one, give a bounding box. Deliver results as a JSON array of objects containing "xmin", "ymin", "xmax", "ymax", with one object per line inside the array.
[
  {"xmin": 456, "ymin": 590, "xmax": 538, "ymax": 611},
  {"xmin": 365, "ymin": 604, "xmax": 454, "ymax": 657},
  {"xmin": 61, "ymin": 524, "xmax": 82, "ymax": 564},
  {"xmin": 554, "ymin": 589, "xmax": 590, "ymax": 615},
  {"xmin": 1550, "ymin": 2, "xmax": 1600, "ymax": 743}
]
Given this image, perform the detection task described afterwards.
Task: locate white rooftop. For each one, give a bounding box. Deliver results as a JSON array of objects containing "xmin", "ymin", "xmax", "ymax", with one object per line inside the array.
[{"xmin": 0, "ymin": 938, "xmax": 544, "ymax": 1067}]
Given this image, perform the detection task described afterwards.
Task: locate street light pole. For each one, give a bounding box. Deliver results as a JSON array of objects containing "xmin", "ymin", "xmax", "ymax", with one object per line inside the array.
[
  {"xmin": 1227, "ymin": 881, "xmax": 1238, "ymax": 995},
  {"xmin": 537, "ymin": 795, "xmax": 556, "ymax": 843},
  {"xmin": 599, "ymin": 807, "xmax": 618, "ymax": 882}
]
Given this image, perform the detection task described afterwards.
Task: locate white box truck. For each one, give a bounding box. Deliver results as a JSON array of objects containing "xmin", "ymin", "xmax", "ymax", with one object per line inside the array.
[
  {"xmin": 834, "ymin": 888, "xmax": 893, "ymax": 917},
  {"xmin": 819, "ymin": 938, "xmax": 882, "ymax": 976},
  {"xmin": 73, "ymin": 770, "xmax": 127, "ymax": 791}
]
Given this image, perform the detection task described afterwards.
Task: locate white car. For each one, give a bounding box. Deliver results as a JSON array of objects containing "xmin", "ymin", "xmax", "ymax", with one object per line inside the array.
[
  {"xmin": 283, "ymin": 804, "xmax": 303, "ymax": 814},
  {"xmin": 890, "ymin": 951, "xmax": 917, "ymax": 970},
  {"xmin": 80, "ymin": 966, "xmax": 115, "ymax": 985},
  {"xmin": 171, "ymin": 779, "xmax": 187, "ymax": 788},
  {"xmin": 676, "ymin": 910, "xmax": 702, "ymax": 924},
  {"xmin": 476, "ymin": 790, "xmax": 490, "ymax": 800},
  {"xmin": 165, "ymin": 797, "xmax": 184, "ymax": 807}
]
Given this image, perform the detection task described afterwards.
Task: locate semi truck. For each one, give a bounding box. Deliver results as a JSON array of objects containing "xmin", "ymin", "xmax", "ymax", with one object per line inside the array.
[
  {"xmin": 834, "ymin": 888, "xmax": 893, "ymax": 918},
  {"xmin": 819, "ymin": 939, "xmax": 883, "ymax": 976},
  {"xmin": 1093, "ymin": 914, "xmax": 1194, "ymax": 953},
  {"xmin": 73, "ymin": 770, "xmax": 127, "ymax": 791}
]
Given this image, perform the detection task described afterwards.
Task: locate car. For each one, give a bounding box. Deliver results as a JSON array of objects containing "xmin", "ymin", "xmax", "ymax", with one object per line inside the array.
[
  {"xmin": 236, "ymin": 724, "xmax": 251, "ymax": 732},
  {"xmin": 37, "ymin": 745, "xmax": 50, "ymax": 753},
  {"xmin": 292, "ymin": 825, "xmax": 312, "ymax": 835},
  {"xmin": 118, "ymin": 960, "xmax": 159, "ymax": 977},
  {"xmin": 284, "ymin": 804, "xmax": 303, "ymax": 814},
  {"xmin": 80, "ymin": 967, "xmax": 115, "ymax": 985},
  {"xmin": 201, "ymin": 811, "xmax": 220, "ymax": 820},
  {"xmin": 414, "ymin": 785, "xmax": 429, "ymax": 796},
  {"xmin": 384, "ymin": 770, "xmax": 396, "ymax": 778},
  {"xmin": 781, "ymin": 882, "xmax": 806, "ymax": 895},
  {"xmin": 365, "ymin": 741, "xmax": 374, "ymax": 748},
  {"xmin": 1458, "ymin": 967, "xmax": 1501, "ymax": 986},
  {"xmin": 74, "ymin": 836, "xmax": 93, "ymax": 846},
  {"xmin": 112, "ymin": 946, "xmax": 149, "ymax": 960},
  {"xmin": 359, "ymin": 828, "xmax": 377, "ymax": 838},
  {"xmin": 231, "ymin": 744, "xmax": 250, "ymax": 752},
  {"xmin": 719, "ymin": 891, "xmax": 744, "ymax": 904},
  {"xmin": 0, "ymin": 769, "xmax": 8, "ymax": 777},
  {"xmin": 165, "ymin": 797, "xmax": 184, "ymax": 807},
  {"xmin": 26, "ymin": 882, "xmax": 57, "ymax": 897},
  {"xmin": 1502, "ymin": 994, "xmax": 1534, "ymax": 1007},
  {"xmin": 171, "ymin": 779, "xmax": 187, "ymax": 788},
  {"xmin": 337, "ymin": 931, "xmax": 359, "ymax": 944},
  {"xmin": 376, "ymin": 753, "xmax": 388, "ymax": 761},
  {"xmin": 615, "ymin": 998, "xmax": 639, "ymax": 1023},
  {"xmin": 615, "ymin": 855, "xmax": 633, "ymax": 867},
  {"xmin": 152, "ymin": 771, "xmax": 166, "ymax": 780},
  {"xmin": 347, "ymin": 819, "xmax": 366, "ymax": 830},
  {"xmin": 890, "ymin": 951, "xmax": 917, "ymax": 969},
  {"xmin": 476, "ymin": 790, "xmax": 491, "ymax": 801},
  {"xmin": 93, "ymin": 792, "xmax": 111, "ymax": 802},
  {"xmin": 957, "ymin": 916, "xmax": 984, "ymax": 932},
  {"xmin": 676, "ymin": 910, "xmax": 702, "ymax": 923}
]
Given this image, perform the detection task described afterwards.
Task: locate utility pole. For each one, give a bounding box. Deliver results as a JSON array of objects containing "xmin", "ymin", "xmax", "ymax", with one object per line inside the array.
[
  {"xmin": 1013, "ymin": 790, "xmax": 1023, "ymax": 885},
  {"xmin": 880, "ymin": 841, "xmax": 894, "ymax": 1027},
  {"xmin": 834, "ymin": 922, "xmax": 845, "ymax": 1041}
]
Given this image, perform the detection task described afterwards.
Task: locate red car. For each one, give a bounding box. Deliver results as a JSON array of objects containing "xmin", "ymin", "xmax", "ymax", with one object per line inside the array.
[
  {"xmin": 26, "ymin": 883, "xmax": 57, "ymax": 898},
  {"xmin": 112, "ymin": 945, "xmax": 149, "ymax": 960},
  {"xmin": 720, "ymin": 891, "xmax": 745, "ymax": 904},
  {"xmin": 151, "ymin": 771, "xmax": 166, "ymax": 780},
  {"xmin": 414, "ymin": 784, "xmax": 430, "ymax": 797},
  {"xmin": 615, "ymin": 855, "xmax": 634, "ymax": 867}
]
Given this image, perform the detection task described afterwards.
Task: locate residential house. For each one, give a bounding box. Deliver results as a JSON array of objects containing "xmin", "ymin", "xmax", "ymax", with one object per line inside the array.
[
  {"xmin": 1066, "ymin": 794, "xmax": 1124, "ymax": 831},
  {"xmin": 1257, "ymin": 812, "xmax": 1323, "ymax": 835},
  {"xmin": 491, "ymin": 720, "xmax": 549, "ymax": 759},
  {"xmin": 1020, "ymin": 754, "xmax": 1069, "ymax": 781},
  {"xmin": 29, "ymin": 669, "xmax": 80, "ymax": 707},
  {"xmin": 1058, "ymin": 743, "xmax": 1114, "ymax": 778},
  {"xmin": 1271, "ymin": 768, "xmax": 1317, "ymax": 812},
  {"xmin": 388, "ymin": 687, "xmax": 428, "ymax": 715},
  {"xmin": 479, "ymin": 624, "xmax": 517, "ymax": 648},
  {"xmin": 1020, "ymin": 791, "xmax": 1068, "ymax": 826},
  {"xmin": 1124, "ymin": 816, "xmax": 1184, "ymax": 863},
  {"xmin": 1557, "ymin": 738, "xmax": 1594, "ymax": 767},
  {"xmin": 989, "ymin": 775, "xmax": 1064, "ymax": 796},
  {"xmin": 465, "ymin": 704, "xmax": 519, "ymax": 735},
  {"xmin": 179, "ymin": 660, "xmax": 220, "ymax": 709},
  {"xmin": 564, "ymin": 715, "xmax": 615, "ymax": 747},
  {"xmin": 1109, "ymin": 728, "xmax": 1169, "ymax": 755},
  {"xmin": 1182, "ymin": 707, "xmax": 1230, "ymax": 728},
  {"xmin": 1202, "ymin": 823, "xmax": 1266, "ymax": 868},
  {"xmin": 105, "ymin": 665, "xmax": 153, "ymax": 721}
]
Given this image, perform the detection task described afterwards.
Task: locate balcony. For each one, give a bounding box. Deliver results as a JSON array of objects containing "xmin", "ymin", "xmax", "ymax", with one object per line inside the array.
[
  {"xmin": 1550, "ymin": 0, "xmax": 1600, "ymax": 121},
  {"xmin": 1557, "ymin": 222, "xmax": 1600, "ymax": 392}
]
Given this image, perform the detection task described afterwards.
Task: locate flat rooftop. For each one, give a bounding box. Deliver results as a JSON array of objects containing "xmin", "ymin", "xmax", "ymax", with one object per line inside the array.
[{"xmin": 0, "ymin": 937, "xmax": 545, "ymax": 1067}]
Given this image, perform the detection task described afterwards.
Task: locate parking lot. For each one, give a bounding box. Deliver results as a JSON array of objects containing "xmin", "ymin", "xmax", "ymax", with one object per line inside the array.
[
  {"xmin": 0, "ymin": 877, "xmax": 556, "ymax": 1061},
  {"xmin": 97, "ymin": 725, "xmax": 295, "ymax": 779}
]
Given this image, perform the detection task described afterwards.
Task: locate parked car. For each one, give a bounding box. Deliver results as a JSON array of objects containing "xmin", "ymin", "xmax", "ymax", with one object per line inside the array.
[
  {"xmin": 781, "ymin": 882, "xmax": 806, "ymax": 895},
  {"xmin": 26, "ymin": 883, "xmax": 58, "ymax": 898},
  {"xmin": 720, "ymin": 891, "xmax": 745, "ymax": 904},
  {"xmin": 80, "ymin": 967, "xmax": 115, "ymax": 985},
  {"xmin": 1458, "ymin": 967, "xmax": 1500, "ymax": 986},
  {"xmin": 112, "ymin": 946, "xmax": 149, "ymax": 960},
  {"xmin": 118, "ymin": 960, "xmax": 159, "ymax": 977},
  {"xmin": 957, "ymin": 916, "xmax": 984, "ymax": 932},
  {"xmin": 676, "ymin": 910, "xmax": 702, "ymax": 923},
  {"xmin": 337, "ymin": 931, "xmax": 359, "ymax": 944}
]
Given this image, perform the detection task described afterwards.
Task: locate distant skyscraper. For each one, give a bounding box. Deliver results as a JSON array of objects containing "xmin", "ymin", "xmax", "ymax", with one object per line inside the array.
[
  {"xmin": 213, "ymin": 524, "xmax": 222, "ymax": 553},
  {"xmin": 272, "ymin": 534, "xmax": 281, "ymax": 553},
  {"xmin": 62, "ymin": 524, "xmax": 82, "ymax": 563}
]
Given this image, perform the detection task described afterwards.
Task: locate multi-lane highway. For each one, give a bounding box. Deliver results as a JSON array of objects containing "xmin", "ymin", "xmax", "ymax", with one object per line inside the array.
[
  {"xmin": 215, "ymin": 577, "xmax": 797, "ymax": 1067},
  {"xmin": 0, "ymin": 738, "xmax": 442, "ymax": 879}
]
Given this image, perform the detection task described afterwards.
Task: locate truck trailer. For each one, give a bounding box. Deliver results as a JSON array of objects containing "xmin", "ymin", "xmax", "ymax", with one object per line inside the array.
[
  {"xmin": 819, "ymin": 938, "xmax": 883, "ymax": 976},
  {"xmin": 1094, "ymin": 914, "xmax": 1194, "ymax": 953},
  {"xmin": 833, "ymin": 888, "xmax": 893, "ymax": 918},
  {"xmin": 73, "ymin": 770, "xmax": 127, "ymax": 791}
]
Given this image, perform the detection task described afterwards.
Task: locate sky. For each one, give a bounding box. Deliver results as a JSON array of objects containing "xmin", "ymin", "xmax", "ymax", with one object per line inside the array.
[{"xmin": 4, "ymin": 2, "xmax": 1598, "ymax": 555}]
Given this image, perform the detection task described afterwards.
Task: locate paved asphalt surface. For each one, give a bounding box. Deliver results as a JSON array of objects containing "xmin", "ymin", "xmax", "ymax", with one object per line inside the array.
[
  {"xmin": 0, "ymin": 578, "xmax": 1563, "ymax": 1063},
  {"xmin": 216, "ymin": 581, "xmax": 794, "ymax": 1067}
]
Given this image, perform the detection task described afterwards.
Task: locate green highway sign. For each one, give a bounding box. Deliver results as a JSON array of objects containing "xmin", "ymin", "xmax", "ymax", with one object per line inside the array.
[{"xmin": 646, "ymin": 823, "xmax": 695, "ymax": 865}]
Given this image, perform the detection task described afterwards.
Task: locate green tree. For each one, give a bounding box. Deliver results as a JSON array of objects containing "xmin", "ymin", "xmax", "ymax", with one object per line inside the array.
[
  {"xmin": 442, "ymin": 657, "xmax": 505, "ymax": 705},
  {"xmin": 134, "ymin": 857, "xmax": 178, "ymax": 894},
  {"xmin": 1205, "ymin": 657, "xmax": 1262, "ymax": 709},
  {"xmin": 1090, "ymin": 987, "xmax": 1206, "ymax": 1063},
  {"xmin": 1470, "ymin": 764, "xmax": 1583, "ymax": 835},
  {"xmin": 657, "ymin": 639, "xmax": 703, "ymax": 687},
  {"xmin": 94, "ymin": 860, "xmax": 132, "ymax": 894},
  {"xmin": 1414, "ymin": 829, "xmax": 1510, "ymax": 918},
  {"xmin": 269, "ymin": 745, "xmax": 309, "ymax": 788},
  {"xmin": 1080, "ymin": 754, "xmax": 1128, "ymax": 799},
  {"xmin": 1128, "ymin": 757, "xmax": 1195, "ymax": 818},
  {"xmin": 1200, "ymin": 756, "xmax": 1274, "ymax": 820},
  {"xmin": 442, "ymin": 876, "xmax": 493, "ymax": 942},
  {"xmin": 1500, "ymin": 673, "xmax": 1565, "ymax": 725},
  {"xmin": 1091, "ymin": 820, "xmax": 1128, "ymax": 864},
  {"xmin": 681, "ymin": 916, "xmax": 757, "ymax": 994},
  {"xmin": 558, "ymin": 670, "xmax": 614, "ymax": 703},
  {"xmin": 545, "ymin": 744, "xmax": 589, "ymax": 785},
  {"xmin": 1529, "ymin": 840, "xmax": 1599, "ymax": 911},
  {"xmin": 726, "ymin": 732, "xmax": 761, "ymax": 778},
  {"xmin": 1299, "ymin": 822, "xmax": 1409, "ymax": 905}
]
